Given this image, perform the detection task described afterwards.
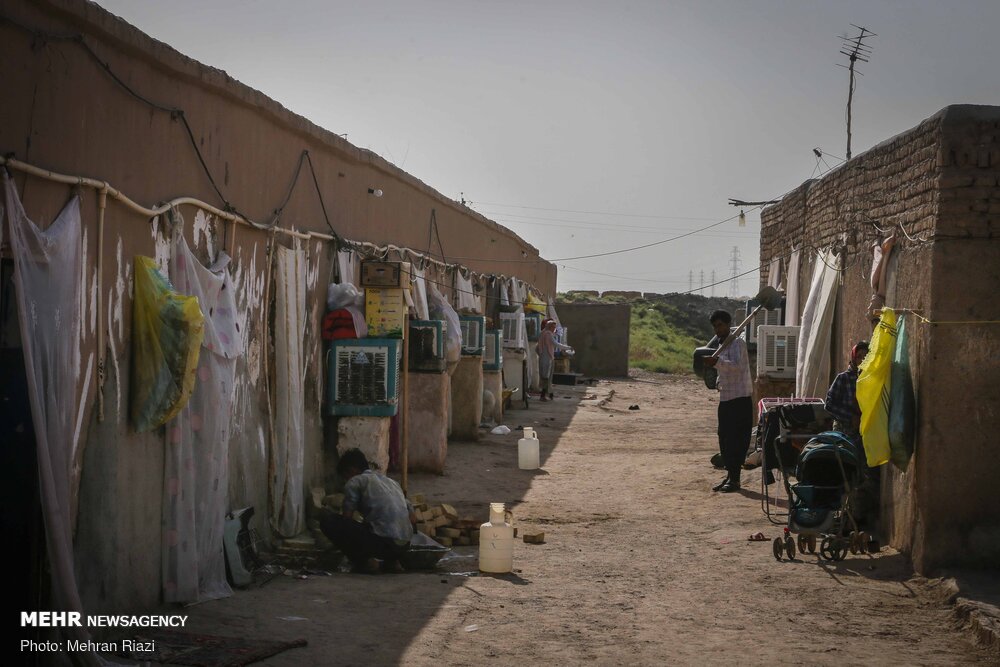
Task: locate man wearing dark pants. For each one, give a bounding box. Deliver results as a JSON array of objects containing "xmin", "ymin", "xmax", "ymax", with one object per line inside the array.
[
  {"xmin": 320, "ymin": 448, "xmax": 415, "ymax": 573},
  {"xmin": 702, "ymin": 310, "xmax": 753, "ymax": 493}
]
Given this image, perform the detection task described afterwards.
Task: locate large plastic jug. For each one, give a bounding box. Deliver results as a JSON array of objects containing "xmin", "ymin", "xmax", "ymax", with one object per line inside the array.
[
  {"xmin": 518, "ymin": 436, "xmax": 539, "ymax": 469},
  {"xmin": 522, "ymin": 427, "xmax": 536, "ymax": 439},
  {"xmin": 479, "ymin": 503, "xmax": 514, "ymax": 573}
]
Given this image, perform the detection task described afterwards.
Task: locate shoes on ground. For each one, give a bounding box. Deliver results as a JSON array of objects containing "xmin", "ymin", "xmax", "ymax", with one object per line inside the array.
[
  {"xmin": 719, "ymin": 481, "xmax": 741, "ymax": 493},
  {"xmin": 712, "ymin": 477, "xmax": 730, "ymax": 492}
]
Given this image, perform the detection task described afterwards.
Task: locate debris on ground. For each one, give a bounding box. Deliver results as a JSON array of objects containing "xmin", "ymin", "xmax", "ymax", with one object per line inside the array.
[{"xmin": 523, "ymin": 531, "xmax": 546, "ymax": 544}]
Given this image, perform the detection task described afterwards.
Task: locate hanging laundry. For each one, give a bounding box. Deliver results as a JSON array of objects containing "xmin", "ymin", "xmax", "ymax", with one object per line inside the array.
[
  {"xmin": 455, "ymin": 270, "xmax": 480, "ymax": 313},
  {"xmin": 888, "ymin": 314, "xmax": 916, "ymax": 470},
  {"xmin": 796, "ymin": 249, "xmax": 840, "ymax": 398},
  {"xmin": 4, "ymin": 174, "xmax": 101, "ymax": 661},
  {"xmin": 271, "ymin": 245, "xmax": 307, "ymax": 539},
  {"xmin": 785, "ymin": 247, "xmax": 801, "ymax": 326},
  {"xmin": 130, "ymin": 256, "xmax": 205, "ymax": 433},
  {"xmin": 857, "ymin": 308, "xmax": 897, "ymax": 467},
  {"xmin": 162, "ymin": 211, "xmax": 241, "ymax": 604},
  {"xmin": 412, "ymin": 265, "xmax": 430, "ymax": 320}
]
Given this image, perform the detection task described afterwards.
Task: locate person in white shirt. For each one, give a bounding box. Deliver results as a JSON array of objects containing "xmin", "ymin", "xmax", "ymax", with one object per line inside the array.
[{"xmin": 702, "ymin": 310, "xmax": 753, "ymax": 493}]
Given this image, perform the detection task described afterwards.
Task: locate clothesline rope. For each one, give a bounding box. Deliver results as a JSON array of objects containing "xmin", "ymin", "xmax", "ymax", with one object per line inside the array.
[{"xmin": 0, "ymin": 155, "xmax": 550, "ymax": 307}]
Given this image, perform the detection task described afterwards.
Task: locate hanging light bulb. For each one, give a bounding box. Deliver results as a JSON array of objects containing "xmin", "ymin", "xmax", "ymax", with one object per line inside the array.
[{"xmin": 738, "ymin": 210, "xmax": 746, "ymax": 227}]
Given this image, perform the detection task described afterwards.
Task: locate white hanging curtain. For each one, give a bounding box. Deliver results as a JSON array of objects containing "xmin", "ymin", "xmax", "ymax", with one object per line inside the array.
[
  {"xmin": 4, "ymin": 174, "xmax": 102, "ymax": 665},
  {"xmin": 796, "ymin": 249, "xmax": 840, "ymax": 398},
  {"xmin": 271, "ymin": 245, "xmax": 306, "ymax": 538},
  {"xmin": 163, "ymin": 214, "xmax": 240, "ymax": 604},
  {"xmin": 785, "ymin": 247, "xmax": 801, "ymax": 326}
]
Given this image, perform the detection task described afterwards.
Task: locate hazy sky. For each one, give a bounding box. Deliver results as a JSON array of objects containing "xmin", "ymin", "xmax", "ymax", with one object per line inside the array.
[{"xmin": 94, "ymin": 0, "xmax": 1000, "ymax": 295}]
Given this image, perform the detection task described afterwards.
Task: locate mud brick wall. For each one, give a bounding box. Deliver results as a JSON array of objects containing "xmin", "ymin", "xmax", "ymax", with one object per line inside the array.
[{"xmin": 759, "ymin": 105, "xmax": 1000, "ymax": 572}]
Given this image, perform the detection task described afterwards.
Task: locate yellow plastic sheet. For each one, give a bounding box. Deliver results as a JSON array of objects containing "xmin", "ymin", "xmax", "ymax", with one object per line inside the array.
[
  {"xmin": 524, "ymin": 292, "xmax": 546, "ymax": 314},
  {"xmin": 857, "ymin": 308, "xmax": 897, "ymax": 467},
  {"xmin": 130, "ymin": 256, "xmax": 205, "ymax": 432}
]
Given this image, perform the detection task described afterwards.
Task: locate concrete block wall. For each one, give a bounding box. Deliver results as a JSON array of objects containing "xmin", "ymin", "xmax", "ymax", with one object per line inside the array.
[{"xmin": 760, "ymin": 105, "xmax": 1000, "ymax": 572}]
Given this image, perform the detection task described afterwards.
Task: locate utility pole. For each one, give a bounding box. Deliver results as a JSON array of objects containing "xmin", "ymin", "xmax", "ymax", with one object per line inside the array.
[
  {"xmin": 838, "ymin": 25, "xmax": 875, "ymax": 160},
  {"xmin": 728, "ymin": 246, "xmax": 741, "ymax": 299}
]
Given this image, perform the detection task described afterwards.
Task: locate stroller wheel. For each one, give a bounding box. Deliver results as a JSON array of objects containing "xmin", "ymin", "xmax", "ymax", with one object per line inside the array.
[
  {"xmin": 797, "ymin": 534, "xmax": 808, "ymax": 554},
  {"xmin": 831, "ymin": 538, "xmax": 849, "ymax": 561},
  {"xmin": 819, "ymin": 536, "xmax": 833, "ymax": 561},
  {"xmin": 849, "ymin": 531, "xmax": 860, "ymax": 554},
  {"xmin": 784, "ymin": 535, "xmax": 796, "ymax": 560},
  {"xmin": 807, "ymin": 535, "xmax": 817, "ymax": 553},
  {"xmin": 772, "ymin": 537, "xmax": 784, "ymax": 561}
]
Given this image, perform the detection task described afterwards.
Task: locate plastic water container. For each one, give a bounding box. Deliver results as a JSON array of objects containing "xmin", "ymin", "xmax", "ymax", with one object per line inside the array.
[
  {"xmin": 522, "ymin": 427, "xmax": 536, "ymax": 439},
  {"xmin": 479, "ymin": 503, "xmax": 514, "ymax": 573},
  {"xmin": 518, "ymin": 436, "xmax": 540, "ymax": 469}
]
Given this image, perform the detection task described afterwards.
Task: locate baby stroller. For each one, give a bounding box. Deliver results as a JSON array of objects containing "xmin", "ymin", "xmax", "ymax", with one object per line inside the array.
[{"xmin": 773, "ymin": 431, "xmax": 873, "ymax": 562}]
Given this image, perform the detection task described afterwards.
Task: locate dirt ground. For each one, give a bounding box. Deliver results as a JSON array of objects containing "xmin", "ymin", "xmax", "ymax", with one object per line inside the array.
[{"xmin": 169, "ymin": 372, "xmax": 997, "ymax": 666}]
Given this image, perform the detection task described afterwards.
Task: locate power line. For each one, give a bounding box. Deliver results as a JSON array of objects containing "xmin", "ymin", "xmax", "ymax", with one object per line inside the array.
[{"xmin": 470, "ymin": 201, "xmax": 719, "ymax": 222}]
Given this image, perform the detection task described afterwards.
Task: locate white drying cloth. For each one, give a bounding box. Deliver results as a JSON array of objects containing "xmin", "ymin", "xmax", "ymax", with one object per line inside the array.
[
  {"xmin": 412, "ymin": 265, "xmax": 430, "ymax": 320},
  {"xmin": 337, "ymin": 248, "xmax": 359, "ymax": 287},
  {"xmin": 164, "ymin": 218, "xmax": 240, "ymax": 604},
  {"xmin": 785, "ymin": 247, "xmax": 801, "ymax": 327},
  {"xmin": 455, "ymin": 270, "xmax": 480, "ymax": 313},
  {"xmin": 271, "ymin": 245, "xmax": 306, "ymax": 538},
  {"xmin": 796, "ymin": 249, "xmax": 840, "ymax": 398},
  {"xmin": 5, "ymin": 175, "xmax": 103, "ymax": 665},
  {"xmin": 767, "ymin": 257, "xmax": 782, "ymax": 289}
]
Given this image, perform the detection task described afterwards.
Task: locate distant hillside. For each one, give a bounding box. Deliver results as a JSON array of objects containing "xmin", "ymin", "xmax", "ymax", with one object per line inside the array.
[{"xmin": 557, "ymin": 291, "xmax": 746, "ymax": 374}]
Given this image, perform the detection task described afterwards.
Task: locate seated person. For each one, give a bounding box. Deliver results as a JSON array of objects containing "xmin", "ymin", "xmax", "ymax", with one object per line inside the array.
[{"xmin": 320, "ymin": 448, "xmax": 415, "ymax": 573}]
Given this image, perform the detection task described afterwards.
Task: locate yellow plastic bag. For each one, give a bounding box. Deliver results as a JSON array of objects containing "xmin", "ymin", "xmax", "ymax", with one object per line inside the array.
[
  {"xmin": 856, "ymin": 308, "xmax": 897, "ymax": 467},
  {"xmin": 130, "ymin": 256, "xmax": 205, "ymax": 432},
  {"xmin": 524, "ymin": 292, "xmax": 546, "ymax": 314}
]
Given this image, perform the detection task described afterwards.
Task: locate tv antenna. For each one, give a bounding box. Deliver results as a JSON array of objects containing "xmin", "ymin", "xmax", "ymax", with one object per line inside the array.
[{"xmin": 838, "ymin": 24, "xmax": 876, "ymax": 160}]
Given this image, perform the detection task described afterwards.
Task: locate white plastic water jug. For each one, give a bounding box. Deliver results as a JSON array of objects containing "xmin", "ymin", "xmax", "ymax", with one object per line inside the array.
[
  {"xmin": 479, "ymin": 502, "xmax": 514, "ymax": 573},
  {"xmin": 518, "ymin": 436, "xmax": 539, "ymax": 469},
  {"xmin": 522, "ymin": 427, "xmax": 536, "ymax": 439}
]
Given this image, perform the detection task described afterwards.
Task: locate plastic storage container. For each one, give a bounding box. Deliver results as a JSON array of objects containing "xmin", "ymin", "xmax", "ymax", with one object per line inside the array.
[
  {"xmin": 518, "ymin": 436, "xmax": 540, "ymax": 469},
  {"xmin": 479, "ymin": 503, "xmax": 514, "ymax": 573}
]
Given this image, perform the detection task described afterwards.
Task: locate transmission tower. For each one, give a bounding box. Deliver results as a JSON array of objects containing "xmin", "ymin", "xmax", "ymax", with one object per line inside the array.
[
  {"xmin": 699, "ymin": 270, "xmax": 705, "ymax": 295},
  {"xmin": 688, "ymin": 270, "xmax": 693, "ymax": 293},
  {"xmin": 838, "ymin": 25, "xmax": 875, "ymax": 160},
  {"xmin": 710, "ymin": 270, "xmax": 716, "ymax": 297},
  {"xmin": 728, "ymin": 246, "xmax": 741, "ymax": 298}
]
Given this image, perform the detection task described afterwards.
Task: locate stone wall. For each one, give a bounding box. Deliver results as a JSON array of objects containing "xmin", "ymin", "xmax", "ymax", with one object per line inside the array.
[{"xmin": 759, "ymin": 105, "xmax": 1000, "ymax": 572}]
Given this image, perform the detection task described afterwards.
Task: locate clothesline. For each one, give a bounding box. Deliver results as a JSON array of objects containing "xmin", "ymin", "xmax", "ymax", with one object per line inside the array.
[{"xmin": 0, "ymin": 155, "xmax": 547, "ymax": 303}]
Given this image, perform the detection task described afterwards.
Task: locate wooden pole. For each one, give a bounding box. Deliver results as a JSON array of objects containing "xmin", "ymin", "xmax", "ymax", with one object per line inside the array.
[{"xmin": 401, "ymin": 312, "xmax": 409, "ymax": 495}]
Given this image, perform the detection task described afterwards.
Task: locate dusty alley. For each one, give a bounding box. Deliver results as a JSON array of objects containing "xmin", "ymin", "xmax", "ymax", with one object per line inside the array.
[{"xmin": 173, "ymin": 373, "xmax": 996, "ymax": 666}]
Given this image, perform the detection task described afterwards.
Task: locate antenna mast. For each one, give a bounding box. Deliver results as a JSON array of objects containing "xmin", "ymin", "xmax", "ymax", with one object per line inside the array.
[{"xmin": 838, "ymin": 24, "xmax": 875, "ymax": 160}]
